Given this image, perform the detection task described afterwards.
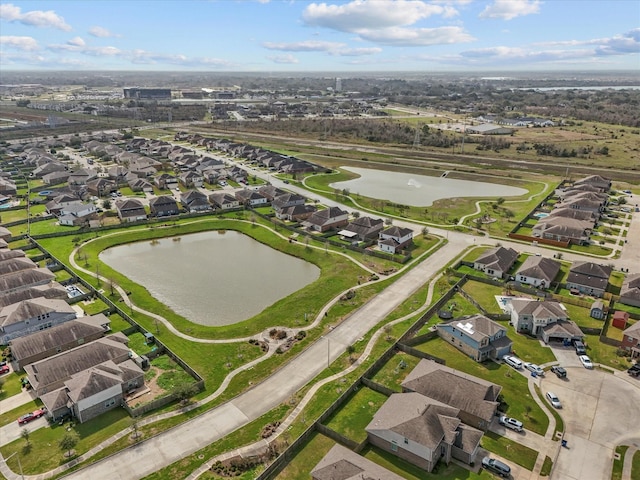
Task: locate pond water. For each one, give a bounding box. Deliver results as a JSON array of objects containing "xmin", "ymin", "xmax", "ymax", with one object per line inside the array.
[
  {"xmin": 99, "ymin": 231, "xmax": 320, "ymax": 326},
  {"xmin": 330, "ymin": 166, "xmax": 527, "ymax": 207}
]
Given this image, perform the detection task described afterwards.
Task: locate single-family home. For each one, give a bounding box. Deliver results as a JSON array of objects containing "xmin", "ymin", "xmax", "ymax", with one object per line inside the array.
[
  {"xmin": 180, "ymin": 170, "xmax": 204, "ymax": 188},
  {"xmin": 621, "ymin": 322, "xmax": 640, "ymax": 358},
  {"xmin": 208, "ymin": 192, "xmax": 240, "ymax": 210},
  {"xmin": 401, "ymin": 359, "xmax": 501, "ymax": 430},
  {"xmin": 515, "ymin": 256, "xmax": 561, "ymax": 288},
  {"xmin": 10, "ymin": 314, "xmax": 110, "ymax": 370},
  {"xmin": 620, "ymin": 273, "xmax": 640, "ymax": 308},
  {"xmin": 181, "ymin": 190, "xmax": 211, "ymax": 212},
  {"xmin": 67, "ymin": 168, "xmax": 97, "ymax": 186},
  {"xmin": 378, "ymin": 226, "xmax": 414, "ymax": 254},
  {"xmin": 115, "ymin": 198, "xmax": 147, "ymax": 223},
  {"xmin": 149, "ymin": 195, "xmax": 179, "ymax": 217},
  {"xmin": 436, "ymin": 314, "xmax": 513, "ymax": 362},
  {"xmin": 154, "ymin": 173, "xmax": 179, "ymax": 190},
  {"xmin": 532, "ymin": 217, "xmax": 592, "ymax": 245},
  {"xmin": 0, "ymin": 256, "xmax": 37, "ymax": 278},
  {"xmin": 86, "ymin": 178, "xmax": 117, "ymax": 197},
  {"xmin": 311, "ymin": 444, "xmax": 405, "ymax": 480},
  {"xmin": 235, "ymin": 189, "xmax": 268, "ymax": 207},
  {"xmin": 339, "ymin": 216, "xmax": 385, "ymax": 242},
  {"xmin": 509, "ymin": 298, "xmax": 583, "ymax": 343},
  {"xmin": 276, "ymin": 204, "xmax": 317, "ymax": 222},
  {"xmin": 472, "ymin": 246, "xmax": 518, "ymax": 279},
  {"xmin": 303, "ymin": 207, "xmax": 349, "ymax": 233},
  {"xmin": 365, "ymin": 392, "xmax": 483, "ymax": 473},
  {"xmin": 0, "ymin": 297, "xmax": 77, "ymax": 344},
  {"xmin": 271, "ymin": 193, "xmax": 306, "ymax": 212},
  {"xmin": 0, "ymin": 268, "xmax": 56, "ymax": 297},
  {"xmin": 58, "ymin": 203, "xmax": 98, "ymax": 227},
  {"xmin": 42, "ymin": 170, "xmax": 70, "ymax": 186},
  {"xmin": 46, "ymin": 194, "xmax": 82, "ymax": 215},
  {"xmin": 257, "ymin": 185, "xmax": 286, "ymax": 202},
  {"xmin": 0, "ymin": 282, "xmax": 67, "ymax": 309},
  {"xmin": 565, "ymin": 262, "xmax": 612, "ymax": 297},
  {"xmin": 573, "ymin": 175, "xmax": 611, "ymax": 193}
]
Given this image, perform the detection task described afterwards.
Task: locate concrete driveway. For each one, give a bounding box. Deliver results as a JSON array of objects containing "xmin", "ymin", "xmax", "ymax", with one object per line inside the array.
[
  {"xmin": 541, "ymin": 367, "xmax": 640, "ymax": 480},
  {"xmin": 548, "ymin": 343, "xmax": 583, "ymax": 368},
  {"xmin": 0, "ymin": 415, "xmax": 48, "ymax": 446}
]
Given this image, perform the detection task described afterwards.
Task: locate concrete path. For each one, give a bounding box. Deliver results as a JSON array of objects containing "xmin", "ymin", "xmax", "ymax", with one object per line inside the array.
[
  {"xmin": 622, "ymin": 445, "xmax": 638, "ymax": 480},
  {"xmin": 0, "ymin": 390, "xmax": 35, "ymax": 415}
]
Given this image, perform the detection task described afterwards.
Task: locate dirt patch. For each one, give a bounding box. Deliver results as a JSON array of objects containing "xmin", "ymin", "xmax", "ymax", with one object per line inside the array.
[{"xmin": 126, "ymin": 366, "xmax": 167, "ymax": 407}]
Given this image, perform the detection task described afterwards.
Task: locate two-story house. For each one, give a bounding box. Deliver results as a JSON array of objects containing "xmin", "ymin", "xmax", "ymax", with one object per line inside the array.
[
  {"xmin": 303, "ymin": 207, "xmax": 349, "ymax": 233},
  {"xmin": 436, "ymin": 314, "xmax": 513, "ymax": 362},
  {"xmin": 149, "ymin": 195, "xmax": 180, "ymax": 217},
  {"xmin": 378, "ymin": 226, "xmax": 414, "ymax": 254},
  {"xmin": 0, "ymin": 297, "xmax": 77, "ymax": 344}
]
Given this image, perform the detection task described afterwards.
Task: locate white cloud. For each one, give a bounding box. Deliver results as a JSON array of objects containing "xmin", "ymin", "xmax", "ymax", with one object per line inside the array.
[
  {"xmin": 88, "ymin": 26, "xmax": 119, "ymax": 38},
  {"xmin": 263, "ymin": 40, "xmax": 381, "ymax": 56},
  {"xmin": 479, "ymin": 0, "xmax": 541, "ymax": 20},
  {"xmin": 357, "ymin": 26, "xmax": 474, "ymax": 46},
  {"xmin": 0, "ymin": 3, "xmax": 71, "ymax": 31},
  {"xmin": 267, "ymin": 54, "xmax": 299, "ymax": 64},
  {"xmin": 303, "ymin": 0, "xmax": 454, "ymax": 31},
  {"xmin": 67, "ymin": 37, "xmax": 85, "ymax": 47},
  {"xmin": 0, "ymin": 35, "xmax": 39, "ymax": 51}
]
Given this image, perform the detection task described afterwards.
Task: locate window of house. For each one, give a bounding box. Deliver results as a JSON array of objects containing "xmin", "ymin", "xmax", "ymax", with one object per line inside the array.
[
  {"xmin": 391, "ymin": 441, "xmax": 398, "ymax": 452},
  {"xmin": 404, "ymin": 437, "xmax": 409, "ymax": 445},
  {"xmin": 104, "ymin": 398, "xmax": 116, "ymax": 408}
]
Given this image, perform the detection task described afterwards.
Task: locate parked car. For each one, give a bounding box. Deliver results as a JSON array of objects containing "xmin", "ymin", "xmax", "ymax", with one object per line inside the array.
[
  {"xmin": 546, "ymin": 391, "xmax": 562, "ymax": 409},
  {"xmin": 628, "ymin": 364, "xmax": 640, "ymax": 377},
  {"xmin": 551, "ymin": 365, "xmax": 567, "ymax": 378},
  {"xmin": 524, "ymin": 362, "xmax": 545, "ymax": 376},
  {"xmin": 503, "ymin": 355, "xmax": 523, "ymax": 370},
  {"xmin": 17, "ymin": 408, "xmax": 46, "ymax": 425},
  {"xmin": 498, "ymin": 415, "xmax": 524, "ymax": 432},
  {"xmin": 579, "ymin": 355, "xmax": 594, "ymax": 369},
  {"xmin": 573, "ymin": 340, "xmax": 586, "ymax": 355},
  {"xmin": 0, "ymin": 365, "xmax": 9, "ymax": 375},
  {"xmin": 482, "ymin": 457, "xmax": 511, "ymax": 477}
]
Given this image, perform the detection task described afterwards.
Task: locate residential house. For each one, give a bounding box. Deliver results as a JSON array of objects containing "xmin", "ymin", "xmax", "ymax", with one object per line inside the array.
[
  {"xmin": 127, "ymin": 176, "xmax": 154, "ymax": 193},
  {"xmin": 107, "ymin": 165, "xmax": 129, "ymax": 184},
  {"xmin": 10, "ymin": 314, "xmax": 110, "ymax": 370},
  {"xmin": 257, "ymin": 185, "xmax": 286, "ymax": 202},
  {"xmin": 276, "ymin": 204, "xmax": 317, "ymax": 222},
  {"xmin": 46, "ymin": 194, "xmax": 82, "ymax": 215},
  {"xmin": 546, "ymin": 207, "xmax": 598, "ymax": 223},
  {"xmin": 209, "ymin": 192, "xmax": 239, "ymax": 210},
  {"xmin": 473, "ymin": 246, "xmax": 518, "ymax": 279},
  {"xmin": 235, "ymin": 189, "xmax": 268, "ymax": 208},
  {"xmin": 401, "ymin": 359, "xmax": 501, "ymax": 430},
  {"xmin": 620, "ymin": 273, "xmax": 640, "ymax": 308},
  {"xmin": 58, "ymin": 203, "xmax": 98, "ymax": 226},
  {"xmin": 271, "ymin": 193, "xmax": 306, "ymax": 212},
  {"xmin": 0, "ymin": 268, "xmax": 56, "ymax": 297},
  {"xmin": 181, "ymin": 190, "xmax": 211, "ymax": 212},
  {"xmin": 86, "ymin": 178, "xmax": 117, "ymax": 197},
  {"xmin": 180, "ymin": 170, "xmax": 204, "ymax": 188},
  {"xmin": 365, "ymin": 392, "xmax": 482, "ymax": 472},
  {"xmin": 436, "ymin": 314, "xmax": 513, "ymax": 362},
  {"xmin": 67, "ymin": 168, "xmax": 97, "ymax": 186},
  {"xmin": 0, "ymin": 297, "xmax": 77, "ymax": 344},
  {"xmin": 311, "ymin": 444, "xmax": 405, "ymax": 480},
  {"xmin": 24, "ymin": 333, "xmax": 130, "ymax": 396},
  {"xmin": 303, "ymin": 207, "xmax": 349, "ymax": 233},
  {"xmin": 515, "ymin": 256, "xmax": 561, "ymax": 288},
  {"xmin": 31, "ymin": 161, "xmax": 67, "ymax": 179},
  {"xmin": 339, "ymin": 216, "xmax": 385, "ymax": 242},
  {"xmin": 149, "ymin": 196, "xmax": 179, "ymax": 217},
  {"xmin": 42, "ymin": 170, "xmax": 70, "ymax": 186},
  {"xmin": 378, "ymin": 226, "xmax": 414, "ymax": 254},
  {"xmin": 0, "ymin": 282, "xmax": 67, "ymax": 309},
  {"xmin": 573, "ymin": 175, "xmax": 611, "ymax": 193},
  {"xmin": 566, "ymin": 262, "xmax": 612, "ymax": 297},
  {"xmin": 154, "ymin": 173, "xmax": 178, "ymax": 190},
  {"xmin": 115, "ymin": 199, "xmax": 147, "ymax": 223},
  {"xmin": 509, "ymin": 298, "xmax": 583, "ymax": 343},
  {"xmin": 621, "ymin": 322, "xmax": 640, "ymax": 359},
  {"xmin": 0, "ymin": 256, "xmax": 38, "ymax": 279},
  {"xmin": 0, "ymin": 226, "xmax": 11, "ymax": 242},
  {"xmin": 590, "ymin": 300, "xmax": 605, "ymax": 320},
  {"xmin": 532, "ymin": 217, "xmax": 592, "ymax": 245}
]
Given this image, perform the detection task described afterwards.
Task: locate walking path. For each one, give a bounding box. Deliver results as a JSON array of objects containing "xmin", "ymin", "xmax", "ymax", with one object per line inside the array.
[{"xmin": 622, "ymin": 445, "xmax": 637, "ymax": 480}]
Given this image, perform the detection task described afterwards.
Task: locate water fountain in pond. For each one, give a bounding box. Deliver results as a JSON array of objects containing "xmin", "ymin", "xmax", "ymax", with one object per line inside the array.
[{"xmin": 407, "ymin": 178, "xmax": 422, "ymax": 188}]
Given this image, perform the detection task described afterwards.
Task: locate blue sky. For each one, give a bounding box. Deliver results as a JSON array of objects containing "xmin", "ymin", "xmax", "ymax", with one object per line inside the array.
[{"xmin": 1, "ymin": 0, "xmax": 639, "ymax": 71}]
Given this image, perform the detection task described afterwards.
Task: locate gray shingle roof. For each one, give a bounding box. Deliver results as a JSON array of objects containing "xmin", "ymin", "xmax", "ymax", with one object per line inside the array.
[{"xmin": 516, "ymin": 256, "xmax": 561, "ymax": 283}]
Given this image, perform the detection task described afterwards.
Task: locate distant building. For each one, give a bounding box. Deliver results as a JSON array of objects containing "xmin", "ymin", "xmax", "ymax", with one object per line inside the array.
[{"xmin": 123, "ymin": 88, "xmax": 172, "ymax": 100}]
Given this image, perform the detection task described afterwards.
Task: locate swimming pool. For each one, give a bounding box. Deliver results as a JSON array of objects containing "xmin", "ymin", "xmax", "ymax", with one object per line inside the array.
[
  {"xmin": 533, "ymin": 212, "xmax": 549, "ymax": 218},
  {"xmin": 38, "ymin": 190, "xmax": 53, "ymax": 196}
]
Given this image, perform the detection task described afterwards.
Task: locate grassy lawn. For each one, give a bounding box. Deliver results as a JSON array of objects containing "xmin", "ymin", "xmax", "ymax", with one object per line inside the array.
[
  {"xmin": 534, "ymin": 384, "xmax": 563, "ymax": 437},
  {"xmin": 541, "ymin": 455, "xmax": 553, "ymax": 476},
  {"xmin": 0, "ymin": 372, "xmax": 24, "ymax": 399},
  {"xmin": 361, "ymin": 444, "xmax": 491, "ymax": 479},
  {"xmin": 559, "ymin": 303, "xmax": 603, "ymax": 329},
  {"xmin": 508, "ymin": 330, "xmax": 556, "ymax": 365},
  {"xmin": 413, "ymin": 338, "xmax": 549, "ymax": 436},
  {"xmin": 369, "ymin": 352, "xmax": 422, "ymax": 392},
  {"xmin": 613, "ymin": 303, "xmax": 640, "ymax": 317},
  {"xmin": 0, "ymin": 398, "xmax": 44, "ymax": 428},
  {"xmin": 568, "ymin": 243, "xmax": 613, "ymax": 257},
  {"xmin": 583, "ymin": 334, "xmax": 632, "ymax": 371},
  {"xmin": 632, "ymin": 448, "xmax": 640, "ymax": 480},
  {"xmin": 612, "ymin": 445, "xmax": 629, "ymax": 480},
  {"xmin": 461, "ymin": 246, "xmax": 491, "ymax": 263},
  {"xmin": 276, "ymin": 432, "xmax": 336, "ymax": 480},
  {"xmin": 127, "ymin": 332, "xmax": 157, "ymax": 356},
  {"xmin": 480, "ymin": 431, "xmax": 538, "ymax": 471},
  {"xmin": 461, "ymin": 280, "xmax": 505, "ymax": 314},
  {"xmin": 106, "ymin": 313, "xmax": 133, "ymax": 332},
  {"xmin": 324, "ymin": 387, "xmax": 388, "ymax": 444},
  {"xmin": 1, "ymin": 408, "xmax": 132, "ymax": 474},
  {"xmin": 79, "ymin": 298, "xmax": 110, "ymax": 316}
]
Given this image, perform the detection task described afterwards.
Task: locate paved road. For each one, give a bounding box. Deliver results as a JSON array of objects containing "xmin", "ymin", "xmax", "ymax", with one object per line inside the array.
[{"xmin": 58, "ymin": 240, "xmax": 469, "ymax": 479}]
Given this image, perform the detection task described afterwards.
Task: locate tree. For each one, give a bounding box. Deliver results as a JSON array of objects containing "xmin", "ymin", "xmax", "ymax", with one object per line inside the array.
[
  {"xmin": 496, "ymin": 197, "xmax": 506, "ymax": 206},
  {"xmin": 21, "ymin": 428, "xmax": 30, "ymax": 446},
  {"xmin": 59, "ymin": 432, "xmax": 79, "ymax": 458},
  {"xmin": 346, "ymin": 344, "xmax": 356, "ymax": 363},
  {"xmin": 421, "ymin": 226, "xmax": 430, "ymax": 238},
  {"xmin": 172, "ymin": 382, "xmax": 198, "ymax": 406},
  {"xmin": 102, "ymin": 199, "xmax": 112, "ymax": 209}
]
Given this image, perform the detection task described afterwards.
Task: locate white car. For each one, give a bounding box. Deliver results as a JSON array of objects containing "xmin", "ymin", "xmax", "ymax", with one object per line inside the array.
[
  {"xmin": 579, "ymin": 355, "xmax": 594, "ymax": 369},
  {"xmin": 546, "ymin": 391, "xmax": 562, "ymax": 409},
  {"xmin": 524, "ymin": 362, "xmax": 545, "ymax": 376},
  {"xmin": 498, "ymin": 415, "xmax": 524, "ymax": 432}
]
